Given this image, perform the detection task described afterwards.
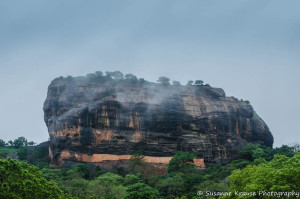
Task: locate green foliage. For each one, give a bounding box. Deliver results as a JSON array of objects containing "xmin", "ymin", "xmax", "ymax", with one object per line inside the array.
[
  {"xmin": 0, "ymin": 149, "xmax": 3, "ymax": 158},
  {"xmin": 157, "ymin": 76, "xmax": 171, "ymax": 86},
  {"xmin": 65, "ymin": 178, "xmax": 90, "ymax": 198},
  {"xmin": 194, "ymin": 80, "xmax": 204, "ymax": 86},
  {"xmin": 0, "ymin": 158, "xmax": 71, "ymax": 199},
  {"xmin": 110, "ymin": 71, "xmax": 124, "ymax": 79},
  {"xmin": 86, "ymin": 73, "xmax": 97, "ymax": 79},
  {"xmin": 3, "ymin": 135, "xmax": 300, "ymax": 199},
  {"xmin": 252, "ymin": 147, "xmax": 272, "ymax": 160},
  {"xmin": 156, "ymin": 173, "xmax": 186, "ymax": 198},
  {"xmin": 273, "ymin": 145, "xmax": 296, "ymax": 157},
  {"xmin": 66, "ymin": 75, "xmax": 73, "ymax": 81},
  {"xmin": 95, "ymin": 172, "xmax": 124, "ymax": 185},
  {"xmin": 193, "ymin": 180, "xmax": 229, "ymax": 198},
  {"xmin": 125, "ymin": 182, "xmax": 159, "ymax": 199},
  {"xmin": 8, "ymin": 140, "xmax": 13, "ymax": 146},
  {"xmin": 124, "ymin": 73, "xmax": 138, "ymax": 82},
  {"xmin": 28, "ymin": 141, "xmax": 35, "ymax": 146},
  {"xmin": 95, "ymin": 71, "xmax": 103, "ymax": 77},
  {"xmin": 0, "ymin": 139, "xmax": 6, "ymax": 147},
  {"xmin": 94, "ymin": 165, "xmax": 107, "ymax": 177},
  {"xmin": 227, "ymin": 159, "xmax": 250, "ymax": 171},
  {"xmin": 200, "ymin": 164, "xmax": 230, "ymax": 182},
  {"xmin": 114, "ymin": 166, "xmax": 126, "ymax": 177},
  {"xmin": 33, "ymin": 143, "xmax": 50, "ymax": 168},
  {"xmin": 11, "ymin": 136, "xmax": 28, "ymax": 148},
  {"xmin": 144, "ymin": 175, "xmax": 162, "ymax": 187},
  {"xmin": 172, "ymin": 80, "xmax": 181, "ymax": 86},
  {"xmin": 222, "ymin": 153, "xmax": 300, "ymax": 199},
  {"xmin": 186, "ymin": 80, "xmax": 193, "ymax": 86},
  {"xmin": 69, "ymin": 163, "xmax": 90, "ymax": 179},
  {"xmin": 179, "ymin": 172, "xmax": 203, "ymax": 194},
  {"xmin": 42, "ymin": 166, "xmax": 126, "ymax": 199},
  {"xmin": 124, "ymin": 174, "xmax": 143, "ymax": 186},
  {"xmin": 138, "ymin": 78, "xmax": 146, "ymax": 84},
  {"xmin": 240, "ymin": 99, "xmax": 250, "ymax": 104},
  {"xmin": 41, "ymin": 165, "xmax": 65, "ymax": 182},
  {"xmin": 168, "ymin": 151, "xmax": 196, "ymax": 173},
  {"xmin": 17, "ymin": 146, "xmax": 27, "ymax": 160},
  {"xmin": 293, "ymin": 143, "xmax": 300, "ymax": 152},
  {"xmin": 252, "ymin": 157, "xmax": 268, "ymax": 165},
  {"xmin": 0, "ymin": 146, "xmax": 18, "ymax": 157},
  {"xmin": 89, "ymin": 172, "xmax": 126, "ymax": 199},
  {"xmin": 129, "ymin": 150, "xmax": 145, "ymax": 173},
  {"xmin": 239, "ymin": 144, "xmax": 273, "ymax": 161}
]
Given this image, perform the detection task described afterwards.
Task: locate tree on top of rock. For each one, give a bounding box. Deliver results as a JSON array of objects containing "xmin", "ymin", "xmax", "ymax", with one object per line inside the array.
[
  {"xmin": 108, "ymin": 71, "xmax": 124, "ymax": 80},
  {"xmin": 172, "ymin": 80, "xmax": 181, "ymax": 86},
  {"xmin": 125, "ymin": 73, "xmax": 138, "ymax": 82},
  {"xmin": 95, "ymin": 71, "xmax": 103, "ymax": 77},
  {"xmin": 157, "ymin": 76, "xmax": 170, "ymax": 86},
  {"xmin": 186, "ymin": 80, "xmax": 193, "ymax": 86},
  {"xmin": 194, "ymin": 80, "xmax": 204, "ymax": 86}
]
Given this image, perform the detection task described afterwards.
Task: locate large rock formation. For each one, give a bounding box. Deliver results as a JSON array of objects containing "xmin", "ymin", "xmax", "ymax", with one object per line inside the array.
[{"xmin": 44, "ymin": 75, "xmax": 273, "ymax": 167}]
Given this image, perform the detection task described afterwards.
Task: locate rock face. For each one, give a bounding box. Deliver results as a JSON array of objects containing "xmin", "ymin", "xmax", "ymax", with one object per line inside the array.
[{"xmin": 43, "ymin": 76, "xmax": 273, "ymax": 167}]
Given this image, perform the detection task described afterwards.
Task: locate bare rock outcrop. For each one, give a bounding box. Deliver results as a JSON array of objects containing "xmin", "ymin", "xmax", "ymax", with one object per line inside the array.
[{"xmin": 43, "ymin": 76, "xmax": 273, "ymax": 167}]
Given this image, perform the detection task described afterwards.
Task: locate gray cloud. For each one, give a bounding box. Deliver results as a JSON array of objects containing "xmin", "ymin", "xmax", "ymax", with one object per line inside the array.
[{"xmin": 0, "ymin": 0, "xmax": 299, "ymax": 147}]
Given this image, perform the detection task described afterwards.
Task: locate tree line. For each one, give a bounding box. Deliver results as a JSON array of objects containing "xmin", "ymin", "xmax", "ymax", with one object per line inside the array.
[
  {"xmin": 1, "ymin": 138, "xmax": 299, "ymax": 199},
  {"xmin": 53, "ymin": 70, "xmax": 210, "ymax": 87}
]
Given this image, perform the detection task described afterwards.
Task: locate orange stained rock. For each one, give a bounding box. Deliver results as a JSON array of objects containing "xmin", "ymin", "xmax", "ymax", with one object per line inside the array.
[
  {"xmin": 129, "ymin": 114, "xmax": 134, "ymax": 128},
  {"xmin": 129, "ymin": 112, "xmax": 140, "ymax": 129},
  {"xmin": 236, "ymin": 119, "xmax": 241, "ymax": 139},
  {"xmin": 143, "ymin": 156, "xmax": 172, "ymax": 164},
  {"xmin": 95, "ymin": 129, "xmax": 114, "ymax": 144},
  {"xmin": 49, "ymin": 145, "xmax": 53, "ymax": 159},
  {"xmin": 60, "ymin": 151, "xmax": 205, "ymax": 167},
  {"xmin": 193, "ymin": 158, "xmax": 205, "ymax": 168},
  {"xmin": 133, "ymin": 130, "xmax": 142, "ymax": 142}
]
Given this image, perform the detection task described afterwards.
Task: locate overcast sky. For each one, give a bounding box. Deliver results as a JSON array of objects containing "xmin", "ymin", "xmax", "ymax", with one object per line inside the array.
[{"xmin": 0, "ymin": 0, "xmax": 299, "ymax": 147}]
